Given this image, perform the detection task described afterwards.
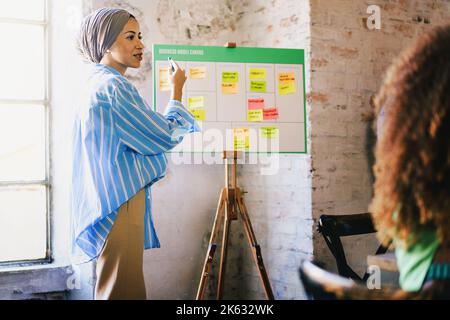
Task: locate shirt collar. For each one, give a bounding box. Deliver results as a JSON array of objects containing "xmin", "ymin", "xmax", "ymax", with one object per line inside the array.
[{"xmin": 94, "ymin": 64, "xmax": 122, "ymax": 76}]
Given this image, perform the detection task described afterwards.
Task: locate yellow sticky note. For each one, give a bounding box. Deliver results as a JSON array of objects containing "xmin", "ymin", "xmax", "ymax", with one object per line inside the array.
[
  {"xmin": 247, "ymin": 109, "xmax": 263, "ymax": 122},
  {"xmin": 188, "ymin": 96, "xmax": 204, "ymax": 109},
  {"xmin": 250, "ymin": 81, "xmax": 267, "ymax": 93},
  {"xmin": 189, "ymin": 108, "xmax": 206, "ymax": 121},
  {"xmin": 279, "ymin": 82, "xmax": 296, "ymax": 95},
  {"xmin": 261, "ymin": 127, "xmax": 279, "ymax": 139},
  {"xmin": 159, "ymin": 67, "xmax": 170, "ymax": 92},
  {"xmin": 190, "ymin": 67, "xmax": 206, "ymax": 79},
  {"xmin": 222, "ymin": 82, "xmax": 238, "ymax": 94},
  {"xmin": 279, "ymin": 72, "xmax": 296, "ymax": 83},
  {"xmin": 249, "ymin": 68, "xmax": 266, "ymax": 80},
  {"xmin": 233, "ymin": 128, "xmax": 250, "ymax": 151},
  {"xmin": 222, "ymin": 72, "xmax": 239, "ymax": 83}
]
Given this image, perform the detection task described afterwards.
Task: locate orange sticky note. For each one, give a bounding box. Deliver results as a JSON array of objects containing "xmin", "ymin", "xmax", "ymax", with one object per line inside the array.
[
  {"xmin": 190, "ymin": 67, "xmax": 206, "ymax": 79},
  {"xmin": 279, "ymin": 72, "xmax": 296, "ymax": 83},
  {"xmin": 222, "ymin": 82, "xmax": 238, "ymax": 94},
  {"xmin": 159, "ymin": 67, "xmax": 170, "ymax": 92}
]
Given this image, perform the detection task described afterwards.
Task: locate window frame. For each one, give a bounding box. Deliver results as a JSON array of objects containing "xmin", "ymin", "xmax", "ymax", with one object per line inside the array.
[{"xmin": 0, "ymin": 0, "xmax": 52, "ymax": 267}]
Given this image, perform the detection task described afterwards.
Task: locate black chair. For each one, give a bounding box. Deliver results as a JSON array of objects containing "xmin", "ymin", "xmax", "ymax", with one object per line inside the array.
[
  {"xmin": 299, "ymin": 260, "xmax": 405, "ymax": 300},
  {"xmin": 317, "ymin": 213, "xmax": 391, "ymax": 282}
]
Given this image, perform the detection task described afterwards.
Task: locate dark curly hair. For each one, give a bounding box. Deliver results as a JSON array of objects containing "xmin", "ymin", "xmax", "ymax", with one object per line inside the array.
[{"xmin": 370, "ymin": 24, "xmax": 450, "ymax": 248}]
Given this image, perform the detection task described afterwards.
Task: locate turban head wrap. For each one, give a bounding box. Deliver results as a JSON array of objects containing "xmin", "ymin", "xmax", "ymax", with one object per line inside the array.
[{"xmin": 77, "ymin": 7, "xmax": 134, "ymax": 64}]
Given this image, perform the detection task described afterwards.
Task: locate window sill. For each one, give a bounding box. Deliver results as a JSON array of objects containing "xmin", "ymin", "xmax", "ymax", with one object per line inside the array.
[{"xmin": 0, "ymin": 264, "xmax": 72, "ymax": 299}]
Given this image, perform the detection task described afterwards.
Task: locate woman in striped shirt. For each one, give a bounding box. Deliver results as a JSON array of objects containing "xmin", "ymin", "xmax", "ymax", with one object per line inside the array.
[{"xmin": 73, "ymin": 7, "xmax": 199, "ymax": 300}]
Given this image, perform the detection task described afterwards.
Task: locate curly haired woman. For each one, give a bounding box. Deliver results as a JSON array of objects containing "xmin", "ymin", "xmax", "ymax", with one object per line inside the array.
[{"xmin": 370, "ymin": 24, "xmax": 450, "ymax": 298}]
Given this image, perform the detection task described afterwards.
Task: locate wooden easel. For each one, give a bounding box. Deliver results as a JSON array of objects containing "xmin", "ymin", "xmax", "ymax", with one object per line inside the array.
[{"xmin": 196, "ymin": 151, "xmax": 274, "ymax": 300}]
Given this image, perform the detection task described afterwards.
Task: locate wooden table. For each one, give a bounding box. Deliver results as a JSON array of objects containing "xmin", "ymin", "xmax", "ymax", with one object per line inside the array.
[{"xmin": 367, "ymin": 252, "xmax": 398, "ymax": 272}]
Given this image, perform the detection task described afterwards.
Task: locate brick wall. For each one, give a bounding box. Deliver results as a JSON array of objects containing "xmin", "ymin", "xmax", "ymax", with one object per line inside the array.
[
  {"xmin": 152, "ymin": 0, "xmax": 313, "ymax": 300},
  {"xmin": 310, "ymin": 0, "xmax": 450, "ymax": 276}
]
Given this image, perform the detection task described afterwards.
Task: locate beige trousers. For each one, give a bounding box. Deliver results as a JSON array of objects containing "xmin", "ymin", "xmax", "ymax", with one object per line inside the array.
[{"xmin": 94, "ymin": 188, "xmax": 147, "ymax": 300}]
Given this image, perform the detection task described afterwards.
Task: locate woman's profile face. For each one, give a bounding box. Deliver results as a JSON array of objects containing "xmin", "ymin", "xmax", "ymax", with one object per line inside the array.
[{"xmin": 108, "ymin": 18, "xmax": 144, "ymax": 70}]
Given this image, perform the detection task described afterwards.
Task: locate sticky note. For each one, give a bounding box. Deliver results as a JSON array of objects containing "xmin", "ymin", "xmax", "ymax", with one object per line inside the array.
[
  {"xmin": 263, "ymin": 107, "xmax": 279, "ymax": 120},
  {"xmin": 250, "ymin": 81, "xmax": 267, "ymax": 93},
  {"xmin": 189, "ymin": 108, "xmax": 206, "ymax": 121},
  {"xmin": 279, "ymin": 72, "xmax": 296, "ymax": 83},
  {"xmin": 233, "ymin": 128, "xmax": 250, "ymax": 151},
  {"xmin": 188, "ymin": 96, "xmax": 204, "ymax": 109},
  {"xmin": 278, "ymin": 72, "xmax": 296, "ymax": 95},
  {"xmin": 159, "ymin": 66, "xmax": 169, "ymax": 77},
  {"xmin": 190, "ymin": 67, "xmax": 206, "ymax": 79},
  {"xmin": 249, "ymin": 68, "xmax": 266, "ymax": 80},
  {"xmin": 160, "ymin": 79, "xmax": 170, "ymax": 92},
  {"xmin": 222, "ymin": 82, "xmax": 238, "ymax": 94},
  {"xmin": 159, "ymin": 67, "xmax": 170, "ymax": 92},
  {"xmin": 248, "ymin": 98, "xmax": 265, "ymax": 110},
  {"xmin": 279, "ymin": 82, "xmax": 296, "ymax": 95},
  {"xmin": 222, "ymin": 72, "xmax": 239, "ymax": 83},
  {"xmin": 261, "ymin": 127, "xmax": 279, "ymax": 139},
  {"xmin": 248, "ymin": 110, "xmax": 263, "ymax": 122}
]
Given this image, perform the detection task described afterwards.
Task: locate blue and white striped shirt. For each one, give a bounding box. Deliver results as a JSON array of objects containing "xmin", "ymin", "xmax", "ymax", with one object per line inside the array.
[{"xmin": 71, "ymin": 64, "xmax": 199, "ymax": 264}]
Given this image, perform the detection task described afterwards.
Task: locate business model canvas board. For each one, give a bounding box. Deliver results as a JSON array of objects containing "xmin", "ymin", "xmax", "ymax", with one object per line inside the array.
[{"xmin": 153, "ymin": 45, "xmax": 307, "ymax": 154}]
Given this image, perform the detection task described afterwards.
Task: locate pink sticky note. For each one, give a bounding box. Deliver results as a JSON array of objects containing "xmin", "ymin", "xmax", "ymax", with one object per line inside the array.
[
  {"xmin": 248, "ymin": 98, "xmax": 265, "ymax": 110},
  {"xmin": 263, "ymin": 107, "xmax": 279, "ymax": 120}
]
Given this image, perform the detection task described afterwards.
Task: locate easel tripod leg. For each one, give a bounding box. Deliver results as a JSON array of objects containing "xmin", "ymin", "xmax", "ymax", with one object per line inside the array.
[
  {"xmin": 236, "ymin": 189, "xmax": 275, "ymax": 300},
  {"xmin": 217, "ymin": 210, "xmax": 231, "ymax": 300},
  {"xmin": 196, "ymin": 189, "xmax": 226, "ymax": 300}
]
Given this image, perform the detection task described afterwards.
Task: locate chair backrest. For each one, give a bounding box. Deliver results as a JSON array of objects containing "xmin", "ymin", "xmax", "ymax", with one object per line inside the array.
[{"xmin": 317, "ymin": 213, "xmax": 391, "ymax": 282}]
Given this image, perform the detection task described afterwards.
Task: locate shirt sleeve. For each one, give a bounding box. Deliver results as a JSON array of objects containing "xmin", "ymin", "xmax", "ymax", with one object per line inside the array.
[{"xmin": 110, "ymin": 77, "xmax": 200, "ymax": 156}]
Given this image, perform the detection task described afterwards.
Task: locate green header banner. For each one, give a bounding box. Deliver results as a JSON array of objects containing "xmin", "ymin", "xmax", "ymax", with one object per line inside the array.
[{"xmin": 153, "ymin": 44, "xmax": 304, "ymax": 65}]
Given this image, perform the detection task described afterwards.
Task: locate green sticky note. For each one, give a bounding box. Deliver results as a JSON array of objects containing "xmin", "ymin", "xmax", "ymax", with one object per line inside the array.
[
  {"xmin": 250, "ymin": 81, "xmax": 267, "ymax": 93},
  {"xmin": 249, "ymin": 68, "xmax": 266, "ymax": 80},
  {"xmin": 261, "ymin": 127, "xmax": 279, "ymax": 139},
  {"xmin": 222, "ymin": 72, "xmax": 239, "ymax": 83}
]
